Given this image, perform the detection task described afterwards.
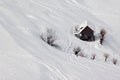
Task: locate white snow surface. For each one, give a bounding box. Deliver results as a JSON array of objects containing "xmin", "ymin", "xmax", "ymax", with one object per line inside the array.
[{"xmin": 0, "ymin": 0, "xmax": 120, "ymax": 80}]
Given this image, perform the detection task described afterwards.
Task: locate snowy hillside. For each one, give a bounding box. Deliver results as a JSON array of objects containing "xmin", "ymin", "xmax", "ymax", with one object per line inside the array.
[{"xmin": 0, "ymin": 0, "xmax": 120, "ymax": 80}]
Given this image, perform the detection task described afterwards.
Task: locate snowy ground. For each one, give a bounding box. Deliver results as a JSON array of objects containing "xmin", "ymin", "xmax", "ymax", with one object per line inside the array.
[{"xmin": 0, "ymin": 0, "xmax": 120, "ymax": 80}]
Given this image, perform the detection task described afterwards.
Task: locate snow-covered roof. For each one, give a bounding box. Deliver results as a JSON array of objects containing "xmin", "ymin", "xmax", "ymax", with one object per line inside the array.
[
  {"xmin": 79, "ymin": 21, "xmax": 88, "ymax": 33},
  {"xmin": 74, "ymin": 21, "xmax": 89, "ymax": 34}
]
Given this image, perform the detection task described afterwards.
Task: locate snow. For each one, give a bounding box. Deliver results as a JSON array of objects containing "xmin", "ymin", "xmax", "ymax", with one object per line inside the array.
[{"xmin": 0, "ymin": 0, "xmax": 120, "ymax": 80}]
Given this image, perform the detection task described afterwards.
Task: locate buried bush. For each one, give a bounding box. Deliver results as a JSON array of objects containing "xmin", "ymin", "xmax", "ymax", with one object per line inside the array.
[
  {"xmin": 112, "ymin": 58, "xmax": 118, "ymax": 65},
  {"xmin": 40, "ymin": 29, "xmax": 59, "ymax": 48},
  {"xmin": 104, "ymin": 53, "xmax": 109, "ymax": 62},
  {"xmin": 91, "ymin": 54, "xmax": 96, "ymax": 60},
  {"xmin": 74, "ymin": 25, "xmax": 81, "ymax": 38},
  {"xmin": 73, "ymin": 47, "xmax": 81, "ymax": 56},
  {"xmin": 73, "ymin": 47, "xmax": 84, "ymax": 57},
  {"xmin": 99, "ymin": 29, "xmax": 106, "ymax": 45}
]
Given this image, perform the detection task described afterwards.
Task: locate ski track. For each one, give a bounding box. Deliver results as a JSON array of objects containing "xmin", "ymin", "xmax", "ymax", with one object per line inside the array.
[{"xmin": 37, "ymin": 59, "xmax": 68, "ymax": 80}]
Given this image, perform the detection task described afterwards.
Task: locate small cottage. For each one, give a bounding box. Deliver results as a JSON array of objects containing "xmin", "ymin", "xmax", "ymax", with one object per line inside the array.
[
  {"xmin": 74, "ymin": 21, "xmax": 95, "ymax": 41},
  {"xmin": 79, "ymin": 26, "xmax": 95, "ymax": 41}
]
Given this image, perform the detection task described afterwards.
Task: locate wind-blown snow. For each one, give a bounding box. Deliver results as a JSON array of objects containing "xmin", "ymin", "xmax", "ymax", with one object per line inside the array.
[{"xmin": 0, "ymin": 0, "xmax": 120, "ymax": 80}]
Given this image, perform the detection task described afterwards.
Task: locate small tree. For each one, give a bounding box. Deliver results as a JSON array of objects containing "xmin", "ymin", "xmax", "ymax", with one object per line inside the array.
[
  {"xmin": 112, "ymin": 58, "xmax": 117, "ymax": 65},
  {"xmin": 99, "ymin": 29, "xmax": 106, "ymax": 45},
  {"xmin": 91, "ymin": 54, "xmax": 96, "ymax": 60},
  {"xmin": 104, "ymin": 53, "xmax": 109, "ymax": 62}
]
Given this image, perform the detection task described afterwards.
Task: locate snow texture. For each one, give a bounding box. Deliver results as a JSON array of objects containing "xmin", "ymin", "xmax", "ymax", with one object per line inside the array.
[{"xmin": 0, "ymin": 0, "xmax": 120, "ymax": 80}]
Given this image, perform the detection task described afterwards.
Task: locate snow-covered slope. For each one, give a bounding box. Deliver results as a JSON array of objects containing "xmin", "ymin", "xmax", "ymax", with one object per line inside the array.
[{"xmin": 0, "ymin": 0, "xmax": 120, "ymax": 80}]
